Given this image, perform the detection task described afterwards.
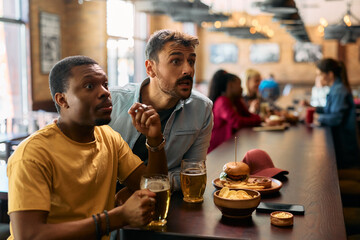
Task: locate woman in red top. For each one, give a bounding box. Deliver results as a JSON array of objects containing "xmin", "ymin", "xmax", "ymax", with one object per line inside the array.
[{"xmin": 208, "ymin": 70, "xmax": 261, "ymax": 153}]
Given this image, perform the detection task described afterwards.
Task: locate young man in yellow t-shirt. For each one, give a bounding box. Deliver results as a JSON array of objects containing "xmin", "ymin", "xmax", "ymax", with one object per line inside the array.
[{"xmin": 7, "ymin": 55, "xmax": 168, "ymax": 239}]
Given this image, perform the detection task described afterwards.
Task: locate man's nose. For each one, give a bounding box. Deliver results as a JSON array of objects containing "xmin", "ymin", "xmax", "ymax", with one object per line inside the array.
[
  {"xmin": 183, "ymin": 61, "xmax": 193, "ymax": 75},
  {"xmin": 99, "ymin": 85, "xmax": 110, "ymax": 98}
]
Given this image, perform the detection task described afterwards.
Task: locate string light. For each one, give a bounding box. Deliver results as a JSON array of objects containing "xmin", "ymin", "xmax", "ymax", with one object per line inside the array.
[
  {"xmin": 251, "ymin": 19, "xmax": 259, "ymax": 26},
  {"xmin": 249, "ymin": 27, "xmax": 256, "ymax": 34},
  {"xmin": 267, "ymin": 29, "xmax": 274, "ymax": 38},
  {"xmin": 343, "ymin": 14, "xmax": 351, "ymax": 26},
  {"xmin": 317, "ymin": 25, "xmax": 324, "ymax": 37},
  {"xmin": 214, "ymin": 21, "xmax": 222, "ymax": 28},
  {"xmin": 318, "ymin": 17, "xmax": 327, "ymax": 37},
  {"xmin": 319, "ymin": 17, "xmax": 328, "ymax": 27},
  {"xmin": 238, "ymin": 17, "xmax": 246, "ymax": 26}
]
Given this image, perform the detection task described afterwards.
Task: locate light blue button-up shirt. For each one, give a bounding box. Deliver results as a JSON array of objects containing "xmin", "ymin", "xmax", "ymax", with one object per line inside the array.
[{"xmin": 109, "ymin": 79, "xmax": 213, "ymax": 190}]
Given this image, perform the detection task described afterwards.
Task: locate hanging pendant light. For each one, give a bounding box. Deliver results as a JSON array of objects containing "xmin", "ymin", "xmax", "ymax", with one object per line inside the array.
[
  {"xmin": 324, "ymin": 1, "xmax": 360, "ymax": 45},
  {"xmin": 257, "ymin": 0, "xmax": 309, "ymax": 41},
  {"xmin": 340, "ymin": 29, "xmax": 357, "ymax": 44},
  {"xmin": 168, "ymin": 0, "xmax": 229, "ymax": 23},
  {"xmin": 273, "ymin": 12, "xmax": 302, "ymax": 24},
  {"xmin": 260, "ymin": 0, "xmax": 298, "ymax": 14}
]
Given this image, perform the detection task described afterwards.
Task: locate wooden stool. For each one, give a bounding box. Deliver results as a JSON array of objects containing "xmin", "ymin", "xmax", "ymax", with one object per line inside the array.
[
  {"xmin": 343, "ymin": 208, "xmax": 360, "ymax": 238},
  {"xmin": 338, "ymin": 169, "xmax": 360, "ymax": 207}
]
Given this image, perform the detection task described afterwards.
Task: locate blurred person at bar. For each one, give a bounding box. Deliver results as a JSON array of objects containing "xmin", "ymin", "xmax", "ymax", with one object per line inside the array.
[
  {"xmin": 310, "ymin": 75, "xmax": 330, "ymax": 108},
  {"xmin": 208, "ymin": 70, "xmax": 261, "ymax": 153},
  {"xmin": 109, "ymin": 29, "xmax": 213, "ymax": 192},
  {"xmin": 241, "ymin": 68, "xmax": 262, "ymax": 114},
  {"xmin": 7, "ymin": 56, "xmax": 168, "ymax": 240},
  {"xmin": 258, "ymin": 73, "xmax": 280, "ymax": 104},
  {"xmin": 312, "ymin": 58, "xmax": 359, "ymax": 169}
]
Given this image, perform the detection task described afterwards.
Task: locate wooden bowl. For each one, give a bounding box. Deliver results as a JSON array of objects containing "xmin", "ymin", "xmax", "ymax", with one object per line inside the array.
[
  {"xmin": 270, "ymin": 211, "xmax": 294, "ymax": 227},
  {"xmin": 213, "ymin": 189, "xmax": 261, "ymax": 218}
]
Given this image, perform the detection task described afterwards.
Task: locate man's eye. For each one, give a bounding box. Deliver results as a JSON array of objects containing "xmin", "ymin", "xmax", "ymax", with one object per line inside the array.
[
  {"xmin": 189, "ymin": 60, "xmax": 195, "ymax": 66},
  {"xmin": 171, "ymin": 59, "xmax": 180, "ymax": 65},
  {"xmin": 103, "ymin": 82, "xmax": 108, "ymax": 89},
  {"xmin": 85, "ymin": 84, "xmax": 93, "ymax": 89}
]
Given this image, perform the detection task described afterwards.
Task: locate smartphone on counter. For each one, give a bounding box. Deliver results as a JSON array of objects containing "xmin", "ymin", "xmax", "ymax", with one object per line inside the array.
[{"xmin": 256, "ymin": 202, "xmax": 305, "ymax": 215}]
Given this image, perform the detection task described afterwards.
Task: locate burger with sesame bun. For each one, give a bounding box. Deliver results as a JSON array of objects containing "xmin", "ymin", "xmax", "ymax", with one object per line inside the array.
[{"xmin": 220, "ymin": 162, "xmax": 250, "ymax": 182}]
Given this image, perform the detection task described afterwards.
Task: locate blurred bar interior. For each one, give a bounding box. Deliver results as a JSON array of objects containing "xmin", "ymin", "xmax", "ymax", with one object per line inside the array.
[{"xmin": 1, "ymin": 0, "xmax": 360, "ymax": 238}]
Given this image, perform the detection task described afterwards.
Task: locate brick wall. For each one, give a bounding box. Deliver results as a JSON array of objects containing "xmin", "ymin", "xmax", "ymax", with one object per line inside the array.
[
  {"xmin": 64, "ymin": 1, "xmax": 107, "ymax": 68},
  {"xmin": 30, "ymin": 0, "xmax": 106, "ymax": 107},
  {"xmin": 30, "ymin": 0, "xmax": 66, "ymax": 104},
  {"xmin": 29, "ymin": 1, "xmax": 360, "ymax": 107},
  {"xmin": 150, "ymin": 15, "xmax": 360, "ymax": 87}
]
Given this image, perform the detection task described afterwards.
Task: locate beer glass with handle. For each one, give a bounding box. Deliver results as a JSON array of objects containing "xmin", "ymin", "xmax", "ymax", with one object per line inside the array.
[
  {"xmin": 180, "ymin": 158, "xmax": 207, "ymax": 203},
  {"xmin": 140, "ymin": 174, "xmax": 171, "ymax": 227}
]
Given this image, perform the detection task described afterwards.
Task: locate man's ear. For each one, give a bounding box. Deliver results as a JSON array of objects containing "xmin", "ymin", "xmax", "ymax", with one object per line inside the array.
[
  {"xmin": 54, "ymin": 92, "xmax": 69, "ymax": 109},
  {"xmin": 145, "ymin": 59, "xmax": 156, "ymax": 78}
]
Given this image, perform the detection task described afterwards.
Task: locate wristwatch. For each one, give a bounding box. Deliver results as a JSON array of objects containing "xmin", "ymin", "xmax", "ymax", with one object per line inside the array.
[{"xmin": 145, "ymin": 137, "xmax": 166, "ymax": 152}]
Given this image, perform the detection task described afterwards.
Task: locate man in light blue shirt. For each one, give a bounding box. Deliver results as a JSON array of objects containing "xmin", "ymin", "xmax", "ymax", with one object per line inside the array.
[{"xmin": 109, "ymin": 29, "xmax": 213, "ymax": 191}]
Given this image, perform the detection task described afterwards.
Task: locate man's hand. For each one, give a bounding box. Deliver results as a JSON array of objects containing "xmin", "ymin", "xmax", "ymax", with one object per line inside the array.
[
  {"xmin": 313, "ymin": 113, "xmax": 321, "ymax": 126},
  {"xmin": 115, "ymin": 187, "xmax": 133, "ymax": 206},
  {"xmin": 120, "ymin": 189, "xmax": 156, "ymax": 227},
  {"xmin": 299, "ymin": 99, "xmax": 311, "ymax": 107},
  {"xmin": 249, "ymin": 99, "xmax": 260, "ymax": 114},
  {"xmin": 128, "ymin": 103, "xmax": 161, "ymax": 139}
]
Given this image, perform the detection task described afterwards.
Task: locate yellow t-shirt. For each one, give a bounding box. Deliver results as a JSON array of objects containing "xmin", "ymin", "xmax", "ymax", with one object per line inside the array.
[{"xmin": 7, "ymin": 123, "xmax": 142, "ymax": 239}]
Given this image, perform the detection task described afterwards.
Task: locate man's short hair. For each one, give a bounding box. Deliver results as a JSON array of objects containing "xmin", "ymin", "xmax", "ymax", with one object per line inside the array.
[
  {"xmin": 145, "ymin": 29, "xmax": 199, "ymax": 62},
  {"xmin": 49, "ymin": 55, "xmax": 98, "ymax": 113}
]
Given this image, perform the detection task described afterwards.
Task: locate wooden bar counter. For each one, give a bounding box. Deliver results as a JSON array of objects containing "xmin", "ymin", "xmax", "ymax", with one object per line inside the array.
[{"xmin": 121, "ymin": 125, "xmax": 346, "ymax": 240}]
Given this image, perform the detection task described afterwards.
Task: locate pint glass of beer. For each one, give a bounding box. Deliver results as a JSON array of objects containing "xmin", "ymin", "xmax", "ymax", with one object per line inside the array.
[
  {"xmin": 140, "ymin": 174, "xmax": 171, "ymax": 227},
  {"xmin": 180, "ymin": 159, "xmax": 207, "ymax": 203}
]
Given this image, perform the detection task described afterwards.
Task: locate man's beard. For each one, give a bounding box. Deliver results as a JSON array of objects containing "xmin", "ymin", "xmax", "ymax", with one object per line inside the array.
[
  {"xmin": 95, "ymin": 118, "xmax": 111, "ymax": 126},
  {"xmin": 158, "ymin": 75, "xmax": 193, "ymax": 100}
]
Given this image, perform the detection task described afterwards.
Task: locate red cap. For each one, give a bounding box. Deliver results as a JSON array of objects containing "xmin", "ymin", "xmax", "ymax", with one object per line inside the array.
[{"xmin": 242, "ymin": 149, "xmax": 289, "ymax": 177}]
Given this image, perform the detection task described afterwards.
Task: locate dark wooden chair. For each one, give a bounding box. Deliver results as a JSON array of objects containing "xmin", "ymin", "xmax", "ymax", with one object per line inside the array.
[
  {"xmin": 339, "ymin": 169, "xmax": 360, "ymax": 207},
  {"xmin": 4, "ymin": 135, "xmax": 28, "ymax": 162},
  {"xmin": 339, "ymin": 169, "xmax": 360, "ymax": 239},
  {"xmin": 343, "ymin": 207, "xmax": 360, "ymax": 239},
  {"xmin": 0, "ymin": 223, "xmax": 9, "ymax": 240}
]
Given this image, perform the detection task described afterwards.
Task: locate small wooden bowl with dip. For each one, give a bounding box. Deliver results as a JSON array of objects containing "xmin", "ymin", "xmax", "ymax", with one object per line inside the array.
[{"xmin": 270, "ymin": 211, "xmax": 293, "ymax": 227}]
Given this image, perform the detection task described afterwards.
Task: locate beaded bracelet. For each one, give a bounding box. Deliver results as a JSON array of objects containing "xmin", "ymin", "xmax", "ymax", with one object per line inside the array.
[
  {"xmin": 104, "ymin": 210, "xmax": 110, "ymax": 236},
  {"xmin": 96, "ymin": 213, "xmax": 102, "ymax": 237},
  {"xmin": 92, "ymin": 214, "xmax": 100, "ymax": 240}
]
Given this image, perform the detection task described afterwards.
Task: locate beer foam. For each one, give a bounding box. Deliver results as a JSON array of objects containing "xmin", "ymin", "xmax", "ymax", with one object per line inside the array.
[
  {"xmin": 182, "ymin": 168, "xmax": 206, "ymax": 175},
  {"xmin": 147, "ymin": 180, "xmax": 170, "ymax": 192}
]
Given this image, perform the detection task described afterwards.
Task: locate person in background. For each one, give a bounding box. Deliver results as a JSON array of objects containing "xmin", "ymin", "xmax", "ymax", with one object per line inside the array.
[
  {"xmin": 258, "ymin": 73, "xmax": 280, "ymax": 104},
  {"xmin": 312, "ymin": 58, "xmax": 359, "ymax": 169},
  {"xmin": 310, "ymin": 59, "xmax": 360, "ymax": 235},
  {"xmin": 109, "ymin": 29, "xmax": 213, "ymax": 191},
  {"xmin": 208, "ymin": 70, "xmax": 261, "ymax": 153},
  {"xmin": 7, "ymin": 56, "xmax": 168, "ymax": 240},
  {"xmin": 241, "ymin": 68, "xmax": 262, "ymax": 114},
  {"xmin": 310, "ymin": 74, "xmax": 330, "ymax": 107}
]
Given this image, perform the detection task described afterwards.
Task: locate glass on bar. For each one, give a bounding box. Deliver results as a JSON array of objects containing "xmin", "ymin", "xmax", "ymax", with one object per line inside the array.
[
  {"xmin": 180, "ymin": 158, "xmax": 207, "ymax": 203},
  {"xmin": 140, "ymin": 174, "xmax": 171, "ymax": 227}
]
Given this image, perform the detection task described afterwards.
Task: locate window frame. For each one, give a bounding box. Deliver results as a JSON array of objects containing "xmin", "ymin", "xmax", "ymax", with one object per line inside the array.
[
  {"xmin": 0, "ymin": 0, "xmax": 31, "ymax": 120},
  {"xmin": 106, "ymin": 0, "xmax": 148, "ymax": 87}
]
